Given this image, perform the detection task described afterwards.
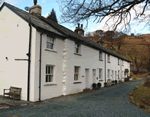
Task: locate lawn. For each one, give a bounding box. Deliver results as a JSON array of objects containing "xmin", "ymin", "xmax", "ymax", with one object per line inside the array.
[{"xmin": 129, "ymin": 79, "xmax": 150, "ymax": 112}]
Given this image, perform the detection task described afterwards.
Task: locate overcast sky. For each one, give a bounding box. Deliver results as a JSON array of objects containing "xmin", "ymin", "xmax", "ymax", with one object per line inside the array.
[{"xmin": 2, "ymin": 0, "xmax": 150, "ymax": 35}]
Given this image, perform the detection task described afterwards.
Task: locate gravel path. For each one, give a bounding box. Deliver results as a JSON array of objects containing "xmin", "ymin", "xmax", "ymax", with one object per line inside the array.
[{"xmin": 0, "ymin": 79, "xmax": 150, "ymax": 117}]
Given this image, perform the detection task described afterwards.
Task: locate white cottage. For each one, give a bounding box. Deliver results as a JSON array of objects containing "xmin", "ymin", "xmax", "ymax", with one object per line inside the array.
[{"xmin": 0, "ymin": 2, "xmax": 130, "ymax": 102}]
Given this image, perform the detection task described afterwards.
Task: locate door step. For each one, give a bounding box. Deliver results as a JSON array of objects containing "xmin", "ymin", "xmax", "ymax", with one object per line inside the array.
[{"xmin": 83, "ymin": 88, "xmax": 90, "ymax": 92}]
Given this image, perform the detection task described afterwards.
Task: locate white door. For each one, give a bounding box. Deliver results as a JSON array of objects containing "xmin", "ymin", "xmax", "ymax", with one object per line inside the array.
[
  {"xmin": 112, "ymin": 70, "xmax": 114, "ymax": 80},
  {"xmin": 115, "ymin": 71, "xmax": 117, "ymax": 80},
  {"xmin": 85, "ymin": 69, "xmax": 89, "ymax": 89},
  {"xmin": 93, "ymin": 69, "xmax": 96, "ymax": 83}
]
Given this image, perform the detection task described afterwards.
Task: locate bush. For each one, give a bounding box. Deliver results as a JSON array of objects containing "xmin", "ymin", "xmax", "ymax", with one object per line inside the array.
[
  {"xmin": 132, "ymin": 70, "xmax": 139, "ymax": 74},
  {"xmin": 104, "ymin": 82, "xmax": 107, "ymax": 87},
  {"xmin": 97, "ymin": 83, "xmax": 101, "ymax": 88},
  {"xmin": 92, "ymin": 83, "xmax": 96, "ymax": 89}
]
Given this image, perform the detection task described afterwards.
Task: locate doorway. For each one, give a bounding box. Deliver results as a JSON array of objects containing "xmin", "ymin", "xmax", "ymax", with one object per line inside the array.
[
  {"xmin": 112, "ymin": 70, "xmax": 114, "ymax": 80},
  {"xmin": 115, "ymin": 71, "xmax": 117, "ymax": 80},
  {"xmin": 92, "ymin": 69, "xmax": 96, "ymax": 83},
  {"xmin": 85, "ymin": 69, "xmax": 89, "ymax": 89}
]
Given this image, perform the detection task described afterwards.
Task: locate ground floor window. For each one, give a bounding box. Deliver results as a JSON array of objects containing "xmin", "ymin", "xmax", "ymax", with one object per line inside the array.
[
  {"xmin": 74, "ymin": 66, "xmax": 80, "ymax": 81},
  {"xmin": 46, "ymin": 65, "xmax": 54, "ymax": 82}
]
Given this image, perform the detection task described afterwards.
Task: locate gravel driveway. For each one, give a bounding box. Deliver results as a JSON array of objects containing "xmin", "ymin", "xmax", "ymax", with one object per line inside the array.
[{"xmin": 0, "ymin": 79, "xmax": 150, "ymax": 117}]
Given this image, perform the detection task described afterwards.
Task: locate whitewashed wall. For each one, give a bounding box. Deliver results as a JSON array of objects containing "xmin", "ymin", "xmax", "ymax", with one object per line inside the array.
[
  {"xmin": 0, "ymin": 6, "xmax": 36, "ymax": 101},
  {"xmin": 33, "ymin": 32, "xmax": 64, "ymax": 101},
  {"xmin": 105, "ymin": 54, "xmax": 121, "ymax": 82},
  {"xmin": 64, "ymin": 39, "xmax": 106, "ymax": 95}
]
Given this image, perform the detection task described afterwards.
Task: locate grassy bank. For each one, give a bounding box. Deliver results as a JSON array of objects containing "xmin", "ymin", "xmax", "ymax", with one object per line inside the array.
[
  {"xmin": 129, "ymin": 80, "xmax": 150, "ymax": 112},
  {"xmin": 131, "ymin": 72, "xmax": 149, "ymax": 80}
]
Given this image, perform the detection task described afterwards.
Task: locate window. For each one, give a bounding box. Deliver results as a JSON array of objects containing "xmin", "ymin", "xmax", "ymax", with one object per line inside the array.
[
  {"xmin": 107, "ymin": 54, "xmax": 110, "ymax": 63},
  {"xmin": 99, "ymin": 51, "xmax": 103, "ymax": 61},
  {"xmin": 107, "ymin": 69, "xmax": 110, "ymax": 78},
  {"xmin": 46, "ymin": 65, "xmax": 54, "ymax": 82},
  {"xmin": 74, "ymin": 66, "xmax": 80, "ymax": 81},
  {"xmin": 118, "ymin": 58, "xmax": 120, "ymax": 65},
  {"xmin": 47, "ymin": 36, "xmax": 54, "ymax": 49},
  {"xmin": 75, "ymin": 42, "xmax": 80, "ymax": 54},
  {"xmin": 99, "ymin": 69, "xmax": 102, "ymax": 79}
]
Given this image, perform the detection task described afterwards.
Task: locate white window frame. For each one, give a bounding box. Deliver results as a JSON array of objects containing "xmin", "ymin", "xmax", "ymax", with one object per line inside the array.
[
  {"xmin": 99, "ymin": 68, "xmax": 102, "ymax": 80},
  {"xmin": 47, "ymin": 36, "xmax": 54, "ymax": 49},
  {"xmin": 75, "ymin": 42, "xmax": 80, "ymax": 54},
  {"xmin": 74, "ymin": 66, "xmax": 80, "ymax": 81},
  {"xmin": 99, "ymin": 51, "xmax": 103, "ymax": 61},
  {"xmin": 45, "ymin": 65, "xmax": 54, "ymax": 83}
]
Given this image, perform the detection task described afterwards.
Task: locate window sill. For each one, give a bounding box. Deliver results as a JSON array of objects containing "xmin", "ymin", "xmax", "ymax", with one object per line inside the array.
[
  {"xmin": 45, "ymin": 49, "xmax": 57, "ymax": 53},
  {"xmin": 73, "ymin": 81, "xmax": 82, "ymax": 84},
  {"xmin": 99, "ymin": 80, "xmax": 103, "ymax": 81},
  {"xmin": 74, "ymin": 53, "xmax": 82, "ymax": 56},
  {"xmin": 44, "ymin": 83, "xmax": 57, "ymax": 86}
]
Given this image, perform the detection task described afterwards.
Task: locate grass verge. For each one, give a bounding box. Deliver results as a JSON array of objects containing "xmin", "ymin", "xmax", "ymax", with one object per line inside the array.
[{"xmin": 128, "ymin": 80, "xmax": 150, "ymax": 112}]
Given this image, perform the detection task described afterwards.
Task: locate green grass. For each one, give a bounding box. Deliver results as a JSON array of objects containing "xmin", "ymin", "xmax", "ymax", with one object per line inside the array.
[{"xmin": 129, "ymin": 82, "xmax": 150, "ymax": 112}]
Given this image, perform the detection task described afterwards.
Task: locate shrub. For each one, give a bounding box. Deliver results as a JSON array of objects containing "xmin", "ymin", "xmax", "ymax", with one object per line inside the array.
[
  {"xmin": 104, "ymin": 82, "xmax": 107, "ymax": 87},
  {"xmin": 92, "ymin": 83, "xmax": 96, "ymax": 89},
  {"xmin": 97, "ymin": 83, "xmax": 101, "ymax": 88}
]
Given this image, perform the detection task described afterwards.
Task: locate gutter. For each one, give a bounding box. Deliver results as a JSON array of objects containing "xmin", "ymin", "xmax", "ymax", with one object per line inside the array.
[
  {"xmin": 27, "ymin": 22, "xmax": 32, "ymax": 101},
  {"xmin": 39, "ymin": 33, "xmax": 43, "ymax": 102}
]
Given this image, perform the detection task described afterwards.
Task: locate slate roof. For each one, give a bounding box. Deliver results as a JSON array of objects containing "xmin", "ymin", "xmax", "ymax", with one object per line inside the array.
[{"xmin": 1, "ymin": 2, "xmax": 130, "ymax": 62}]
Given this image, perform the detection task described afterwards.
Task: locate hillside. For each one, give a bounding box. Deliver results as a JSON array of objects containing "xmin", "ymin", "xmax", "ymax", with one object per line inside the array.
[{"xmin": 123, "ymin": 34, "xmax": 150, "ymax": 45}]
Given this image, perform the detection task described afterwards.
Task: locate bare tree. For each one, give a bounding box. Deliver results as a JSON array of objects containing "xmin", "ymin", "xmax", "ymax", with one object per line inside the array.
[
  {"xmin": 59, "ymin": 0, "xmax": 150, "ymax": 30},
  {"xmin": 87, "ymin": 30, "xmax": 126, "ymax": 51},
  {"xmin": 121, "ymin": 45, "xmax": 149, "ymax": 73}
]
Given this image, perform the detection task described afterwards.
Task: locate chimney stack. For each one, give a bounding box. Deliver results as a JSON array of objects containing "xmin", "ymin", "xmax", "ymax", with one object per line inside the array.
[
  {"xmin": 74, "ymin": 23, "xmax": 84, "ymax": 36},
  {"xmin": 29, "ymin": 0, "xmax": 42, "ymax": 15}
]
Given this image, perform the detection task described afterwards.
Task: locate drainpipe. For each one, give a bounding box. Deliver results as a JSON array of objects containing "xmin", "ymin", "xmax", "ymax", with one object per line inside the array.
[
  {"xmin": 27, "ymin": 22, "xmax": 32, "ymax": 101},
  {"xmin": 39, "ymin": 33, "xmax": 43, "ymax": 102},
  {"xmin": 104, "ymin": 53, "xmax": 107, "ymax": 87}
]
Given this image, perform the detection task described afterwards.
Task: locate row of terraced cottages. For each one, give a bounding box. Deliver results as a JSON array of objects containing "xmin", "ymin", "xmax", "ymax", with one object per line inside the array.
[{"xmin": 0, "ymin": 2, "xmax": 130, "ymax": 101}]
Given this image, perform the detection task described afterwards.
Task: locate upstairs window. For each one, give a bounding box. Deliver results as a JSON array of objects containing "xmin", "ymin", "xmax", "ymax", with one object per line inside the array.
[
  {"xmin": 74, "ymin": 66, "xmax": 80, "ymax": 81},
  {"xmin": 118, "ymin": 58, "xmax": 120, "ymax": 65},
  {"xmin": 107, "ymin": 54, "xmax": 110, "ymax": 63},
  {"xmin": 47, "ymin": 36, "xmax": 54, "ymax": 49},
  {"xmin": 46, "ymin": 65, "xmax": 54, "ymax": 82},
  {"xmin": 99, "ymin": 51, "xmax": 103, "ymax": 61},
  {"xmin": 75, "ymin": 42, "xmax": 80, "ymax": 54}
]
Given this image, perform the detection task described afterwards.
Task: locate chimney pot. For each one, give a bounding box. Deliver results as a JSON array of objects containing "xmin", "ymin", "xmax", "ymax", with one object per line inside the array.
[
  {"xmin": 29, "ymin": 5, "xmax": 42, "ymax": 15},
  {"xmin": 78, "ymin": 23, "xmax": 80, "ymax": 28},
  {"xmin": 74, "ymin": 24, "xmax": 84, "ymax": 36},
  {"xmin": 81, "ymin": 24, "xmax": 83, "ymax": 29}
]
